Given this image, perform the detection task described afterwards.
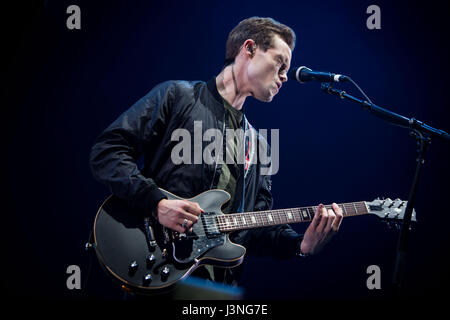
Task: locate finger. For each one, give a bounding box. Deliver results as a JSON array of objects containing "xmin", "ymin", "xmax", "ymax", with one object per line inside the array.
[
  {"xmin": 311, "ymin": 204, "xmax": 323, "ymax": 229},
  {"xmin": 178, "ymin": 209, "xmax": 199, "ymax": 224},
  {"xmin": 177, "ymin": 217, "xmax": 193, "ymax": 231},
  {"xmin": 173, "ymin": 223, "xmax": 187, "ymax": 233},
  {"xmin": 182, "ymin": 201, "xmax": 204, "ymax": 216},
  {"xmin": 332, "ymin": 203, "xmax": 343, "ymax": 231},
  {"xmin": 325, "ymin": 208, "xmax": 336, "ymax": 233},
  {"xmin": 316, "ymin": 205, "xmax": 329, "ymax": 233}
]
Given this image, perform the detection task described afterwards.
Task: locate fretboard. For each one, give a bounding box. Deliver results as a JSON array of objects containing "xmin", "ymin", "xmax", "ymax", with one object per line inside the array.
[{"xmin": 216, "ymin": 202, "xmax": 368, "ymax": 233}]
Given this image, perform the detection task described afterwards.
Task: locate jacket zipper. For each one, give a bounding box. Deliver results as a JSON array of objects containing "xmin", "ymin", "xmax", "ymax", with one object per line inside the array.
[{"xmin": 209, "ymin": 113, "xmax": 226, "ymax": 190}]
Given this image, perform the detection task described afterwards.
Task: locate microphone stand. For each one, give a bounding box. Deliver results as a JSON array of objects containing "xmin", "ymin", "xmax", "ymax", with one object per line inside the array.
[{"xmin": 320, "ymin": 82, "xmax": 449, "ymax": 295}]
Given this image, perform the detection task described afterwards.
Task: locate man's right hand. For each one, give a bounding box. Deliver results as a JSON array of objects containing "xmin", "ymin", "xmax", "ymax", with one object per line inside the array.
[{"xmin": 156, "ymin": 199, "xmax": 204, "ymax": 233}]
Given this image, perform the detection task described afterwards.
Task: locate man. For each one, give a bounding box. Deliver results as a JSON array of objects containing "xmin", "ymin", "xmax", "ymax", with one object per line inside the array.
[{"xmin": 90, "ymin": 17, "xmax": 343, "ymax": 290}]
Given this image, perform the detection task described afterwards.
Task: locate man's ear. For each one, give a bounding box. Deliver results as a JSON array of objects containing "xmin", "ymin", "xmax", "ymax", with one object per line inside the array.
[
  {"xmin": 248, "ymin": 44, "xmax": 254, "ymax": 56},
  {"xmin": 243, "ymin": 39, "xmax": 256, "ymax": 58}
]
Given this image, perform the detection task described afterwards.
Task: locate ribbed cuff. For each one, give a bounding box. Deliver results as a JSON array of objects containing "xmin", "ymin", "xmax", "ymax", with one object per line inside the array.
[
  {"xmin": 145, "ymin": 186, "xmax": 167, "ymax": 217},
  {"xmin": 295, "ymin": 234, "xmax": 308, "ymax": 258}
]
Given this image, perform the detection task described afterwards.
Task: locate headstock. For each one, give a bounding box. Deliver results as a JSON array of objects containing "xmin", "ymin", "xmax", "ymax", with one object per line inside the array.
[{"xmin": 366, "ymin": 197, "xmax": 417, "ymax": 228}]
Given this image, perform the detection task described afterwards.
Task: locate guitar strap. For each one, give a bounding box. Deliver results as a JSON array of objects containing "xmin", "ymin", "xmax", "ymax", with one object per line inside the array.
[{"xmin": 237, "ymin": 114, "xmax": 249, "ymax": 213}]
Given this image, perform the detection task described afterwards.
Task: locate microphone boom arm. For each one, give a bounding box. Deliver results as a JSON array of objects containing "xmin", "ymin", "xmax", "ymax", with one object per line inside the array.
[{"xmin": 320, "ymin": 82, "xmax": 450, "ymax": 141}]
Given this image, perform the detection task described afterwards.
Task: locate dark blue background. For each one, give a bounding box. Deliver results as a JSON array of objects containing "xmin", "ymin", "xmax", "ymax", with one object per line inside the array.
[{"xmin": 3, "ymin": 0, "xmax": 450, "ymax": 302}]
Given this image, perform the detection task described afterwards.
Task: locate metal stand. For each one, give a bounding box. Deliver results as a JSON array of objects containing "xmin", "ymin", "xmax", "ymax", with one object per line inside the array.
[
  {"xmin": 320, "ymin": 82, "xmax": 449, "ymax": 294},
  {"xmin": 392, "ymin": 129, "xmax": 430, "ymax": 292}
]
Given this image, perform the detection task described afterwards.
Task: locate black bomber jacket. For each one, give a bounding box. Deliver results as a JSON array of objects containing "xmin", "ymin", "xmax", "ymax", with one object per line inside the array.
[{"xmin": 90, "ymin": 77, "xmax": 302, "ymax": 259}]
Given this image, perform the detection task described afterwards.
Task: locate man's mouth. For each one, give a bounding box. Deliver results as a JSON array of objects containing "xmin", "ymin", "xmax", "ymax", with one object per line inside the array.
[{"xmin": 274, "ymin": 82, "xmax": 282, "ymax": 93}]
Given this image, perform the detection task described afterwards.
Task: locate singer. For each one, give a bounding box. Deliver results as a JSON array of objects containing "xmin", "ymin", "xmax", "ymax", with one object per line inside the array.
[{"xmin": 89, "ymin": 17, "xmax": 343, "ymax": 297}]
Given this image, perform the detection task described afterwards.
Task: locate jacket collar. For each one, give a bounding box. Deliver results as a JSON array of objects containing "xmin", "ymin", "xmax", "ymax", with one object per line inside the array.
[
  {"xmin": 206, "ymin": 77, "xmax": 247, "ymax": 116},
  {"xmin": 206, "ymin": 77, "xmax": 224, "ymax": 105}
]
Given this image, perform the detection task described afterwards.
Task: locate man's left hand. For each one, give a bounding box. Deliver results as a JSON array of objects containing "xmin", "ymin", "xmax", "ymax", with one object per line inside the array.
[{"xmin": 300, "ymin": 203, "xmax": 343, "ymax": 255}]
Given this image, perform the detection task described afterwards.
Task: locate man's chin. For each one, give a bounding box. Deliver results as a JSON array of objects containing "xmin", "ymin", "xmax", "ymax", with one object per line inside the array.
[{"xmin": 254, "ymin": 93, "xmax": 274, "ymax": 103}]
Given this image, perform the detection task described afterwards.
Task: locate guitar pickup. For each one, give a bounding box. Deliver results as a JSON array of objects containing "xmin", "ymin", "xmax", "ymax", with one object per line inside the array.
[{"xmin": 201, "ymin": 212, "xmax": 221, "ymax": 238}]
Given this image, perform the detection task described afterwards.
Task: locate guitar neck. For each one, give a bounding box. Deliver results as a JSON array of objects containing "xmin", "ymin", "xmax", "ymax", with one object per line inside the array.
[{"xmin": 216, "ymin": 202, "xmax": 369, "ymax": 232}]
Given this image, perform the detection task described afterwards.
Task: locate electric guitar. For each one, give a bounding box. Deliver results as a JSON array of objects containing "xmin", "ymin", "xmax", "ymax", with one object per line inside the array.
[{"xmin": 92, "ymin": 188, "xmax": 416, "ymax": 294}]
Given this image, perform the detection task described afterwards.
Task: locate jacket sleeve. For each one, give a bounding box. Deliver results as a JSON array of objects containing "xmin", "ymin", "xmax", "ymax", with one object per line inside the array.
[
  {"xmin": 232, "ymin": 136, "xmax": 303, "ymax": 259},
  {"xmin": 89, "ymin": 81, "xmax": 174, "ymax": 215}
]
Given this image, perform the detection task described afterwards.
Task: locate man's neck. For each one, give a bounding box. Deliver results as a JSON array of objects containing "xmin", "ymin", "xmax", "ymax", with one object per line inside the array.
[{"xmin": 216, "ymin": 64, "xmax": 250, "ymax": 111}]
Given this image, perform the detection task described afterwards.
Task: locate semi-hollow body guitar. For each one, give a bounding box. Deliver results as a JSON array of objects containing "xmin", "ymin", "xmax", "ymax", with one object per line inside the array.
[{"xmin": 92, "ymin": 188, "xmax": 416, "ymax": 294}]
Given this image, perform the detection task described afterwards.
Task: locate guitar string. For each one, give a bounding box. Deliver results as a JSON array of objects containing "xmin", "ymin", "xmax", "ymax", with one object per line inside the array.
[
  {"xmin": 206, "ymin": 203, "xmax": 367, "ymax": 229},
  {"xmin": 213, "ymin": 203, "xmax": 367, "ymax": 225},
  {"xmin": 179, "ymin": 206, "xmax": 369, "ymax": 238},
  {"xmin": 177, "ymin": 202, "xmax": 368, "ymax": 236}
]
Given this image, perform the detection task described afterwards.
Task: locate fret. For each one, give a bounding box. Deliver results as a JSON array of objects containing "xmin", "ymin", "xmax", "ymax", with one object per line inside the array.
[
  {"xmin": 301, "ymin": 208, "xmax": 309, "ymax": 220},
  {"xmin": 262, "ymin": 213, "xmax": 268, "ymax": 226},
  {"xmin": 282, "ymin": 211, "xmax": 288, "ymax": 223},
  {"xmin": 342, "ymin": 203, "xmax": 351, "ymax": 215},
  {"xmin": 256, "ymin": 213, "xmax": 263, "ymax": 226},
  {"xmin": 273, "ymin": 212, "xmax": 280, "ymax": 224},
  {"xmin": 218, "ymin": 201, "xmax": 370, "ymax": 233},
  {"xmin": 286, "ymin": 210, "xmax": 293, "ymax": 220},
  {"xmin": 293, "ymin": 208, "xmax": 300, "ymax": 221},
  {"xmin": 217, "ymin": 216, "xmax": 222, "ymax": 231},
  {"xmin": 308, "ymin": 207, "xmax": 315, "ymax": 220}
]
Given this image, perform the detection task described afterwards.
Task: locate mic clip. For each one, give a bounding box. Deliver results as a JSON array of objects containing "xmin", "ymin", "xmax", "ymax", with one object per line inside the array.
[{"xmin": 320, "ymin": 82, "xmax": 347, "ymax": 99}]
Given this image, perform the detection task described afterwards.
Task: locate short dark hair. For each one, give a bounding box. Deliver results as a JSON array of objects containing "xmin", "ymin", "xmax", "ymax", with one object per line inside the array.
[{"xmin": 224, "ymin": 17, "xmax": 296, "ymax": 65}]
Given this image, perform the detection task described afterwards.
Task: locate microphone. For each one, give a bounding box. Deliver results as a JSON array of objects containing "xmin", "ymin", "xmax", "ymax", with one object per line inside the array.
[{"xmin": 289, "ymin": 66, "xmax": 349, "ymax": 83}]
